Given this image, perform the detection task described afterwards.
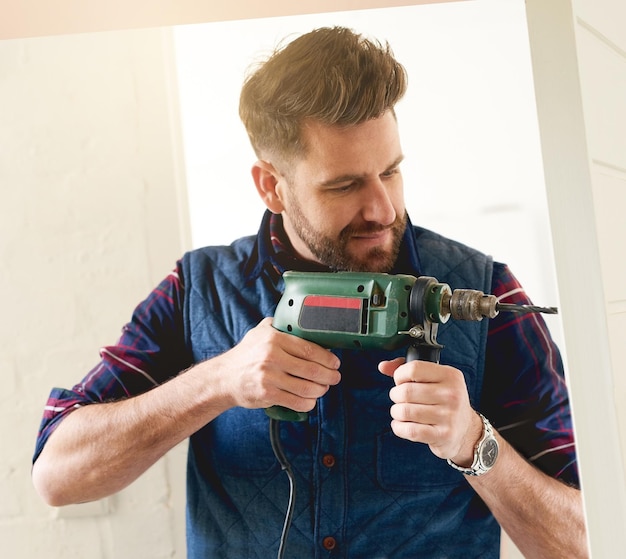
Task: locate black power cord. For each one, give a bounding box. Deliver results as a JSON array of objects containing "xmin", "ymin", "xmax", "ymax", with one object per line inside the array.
[{"xmin": 269, "ymin": 418, "xmax": 297, "ymax": 559}]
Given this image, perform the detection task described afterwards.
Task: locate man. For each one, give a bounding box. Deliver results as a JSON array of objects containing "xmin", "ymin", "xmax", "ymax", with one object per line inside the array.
[{"xmin": 33, "ymin": 27, "xmax": 587, "ymax": 558}]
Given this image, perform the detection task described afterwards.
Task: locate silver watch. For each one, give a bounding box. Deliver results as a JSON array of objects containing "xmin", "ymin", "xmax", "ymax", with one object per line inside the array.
[{"xmin": 447, "ymin": 413, "xmax": 499, "ymax": 476}]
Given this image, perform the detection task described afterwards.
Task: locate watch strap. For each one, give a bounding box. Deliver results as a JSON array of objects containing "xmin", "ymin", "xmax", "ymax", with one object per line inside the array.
[{"xmin": 447, "ymin": 412, "xmax": 498, "ymax": 477}]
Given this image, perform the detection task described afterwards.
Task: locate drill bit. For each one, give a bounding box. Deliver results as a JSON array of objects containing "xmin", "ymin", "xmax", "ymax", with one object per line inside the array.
[{"xmin": 496, "ymin": 302, "xmax": 558, "ymax": 315}]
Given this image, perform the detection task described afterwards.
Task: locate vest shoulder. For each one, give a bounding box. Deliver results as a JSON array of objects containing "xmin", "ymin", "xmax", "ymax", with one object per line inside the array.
[
  {"xmin": 182, "ymin": 236, "xmax": 256, "ymax": 270},
  {"xmin": 412, "ymin": 225, "xmax": 489, "ymax": 258},
  {"xmin": 411, "ymin": 225, "xmax": 493, "ymax": 291}
]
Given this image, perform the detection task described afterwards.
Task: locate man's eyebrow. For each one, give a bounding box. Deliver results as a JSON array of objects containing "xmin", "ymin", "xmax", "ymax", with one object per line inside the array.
[
  {"xmin": 319, "ymin": 155, "xmax": 405, "ymax": 187},
  {"xmin": 385, "ymin": 155, "xmax": 405, "ymax": 171},
  {"xmin": 320, "ymin": 173, "xmax": 362, "ymax": 187}
]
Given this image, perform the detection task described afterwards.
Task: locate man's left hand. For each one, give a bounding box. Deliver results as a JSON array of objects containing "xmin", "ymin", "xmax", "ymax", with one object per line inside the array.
[{"xmin": 378, "ymin": 358, "xmax": 482, "ymax": 467}]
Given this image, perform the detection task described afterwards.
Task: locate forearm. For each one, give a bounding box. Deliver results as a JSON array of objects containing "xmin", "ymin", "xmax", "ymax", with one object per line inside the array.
[
  {"xmin": 469, "ymin": 432, "xmax": 588, "ymax": 559},
  {"xmin": 32, "ymin": 361, "xmax": 233, "ymax": 506},
  {"xmin": 33, "ymin": 320, "xmax": 341, "ymax": 506},
  {"xmin": 379, "ymin": 331, "xmax": 585, "ymax": 556}
]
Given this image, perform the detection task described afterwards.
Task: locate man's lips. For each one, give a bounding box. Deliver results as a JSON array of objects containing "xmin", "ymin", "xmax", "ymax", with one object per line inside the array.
[
  {"xmin": 350, "ymin": 228, "xmax": 391, "ymax": 243},
  {"xmin": 348, "ymin": 224, "xmax": 392, "ymax": 236}
]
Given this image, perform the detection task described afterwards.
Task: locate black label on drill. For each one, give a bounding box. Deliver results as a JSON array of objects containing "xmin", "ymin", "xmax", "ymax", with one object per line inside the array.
[{"xmin": 299, "ymin": 296, "xmax": 364, "ymax": 333}]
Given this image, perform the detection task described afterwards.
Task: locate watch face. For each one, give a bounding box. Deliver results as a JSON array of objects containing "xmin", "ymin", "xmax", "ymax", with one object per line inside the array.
[{"xmin": 480, "ymin": 438, "xmax": 499, "ymax": 469}]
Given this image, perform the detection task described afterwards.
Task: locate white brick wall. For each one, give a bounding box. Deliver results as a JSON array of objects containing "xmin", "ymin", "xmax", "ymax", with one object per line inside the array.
[{"xmin": 0, "ymin": 28, "xmax": 188, "ymax": 558}]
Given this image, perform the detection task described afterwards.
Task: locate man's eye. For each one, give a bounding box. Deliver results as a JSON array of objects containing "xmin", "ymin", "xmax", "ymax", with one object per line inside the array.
[
  {"xmin": 333, "ymin": 182, "xmax": 356, "ymax": 193},
  {"xmin": 381, "ymin": 168, "xmax": 399, "ymax": 179}
]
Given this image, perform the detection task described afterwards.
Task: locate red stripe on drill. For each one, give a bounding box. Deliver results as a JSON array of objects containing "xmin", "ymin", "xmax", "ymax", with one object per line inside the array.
[{"xmin": 303, "ymin": 296, "xmax": 362, "ymax": 310}]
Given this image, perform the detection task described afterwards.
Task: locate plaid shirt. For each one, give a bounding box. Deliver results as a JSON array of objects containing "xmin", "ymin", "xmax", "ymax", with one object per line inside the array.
[{"xmin": 34, "ymin": 214, "xmax": 578, "ymax": 487}]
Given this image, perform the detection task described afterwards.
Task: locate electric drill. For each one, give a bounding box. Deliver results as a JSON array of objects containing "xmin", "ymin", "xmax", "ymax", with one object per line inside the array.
[{"xmin": 267, "ymin": 270, "xmax": 557, "ymax": 421}]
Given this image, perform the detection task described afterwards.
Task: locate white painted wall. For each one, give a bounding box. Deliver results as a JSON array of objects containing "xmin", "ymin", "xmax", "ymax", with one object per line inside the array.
[
  {"xmin": 526, "ymin": 0, "xmax": 626, "ymax": 554},
  {"xmin": 0, "ymin": 28, "xmax": 188, "ymax": 559},
  {"xmin": 575, "ymin": 0, "xmax": 626, "ymax": 466}
]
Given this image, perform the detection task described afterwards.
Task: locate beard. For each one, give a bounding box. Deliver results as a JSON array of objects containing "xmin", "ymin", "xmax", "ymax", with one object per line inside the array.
[{"xmin": 285, "ymin": 195, "xmax": 407, "ymax": 273}]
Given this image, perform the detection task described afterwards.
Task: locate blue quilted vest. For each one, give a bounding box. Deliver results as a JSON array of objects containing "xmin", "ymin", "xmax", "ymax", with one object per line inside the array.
[{"xmin": 181, "ymin": 217, "xmax": 498, "ymax": 558}]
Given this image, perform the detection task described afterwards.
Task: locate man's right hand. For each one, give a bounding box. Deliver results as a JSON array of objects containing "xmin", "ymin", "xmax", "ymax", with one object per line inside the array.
[{"xmin": 209, "ymin": 317, "xmax": 341, "ymax": 413}]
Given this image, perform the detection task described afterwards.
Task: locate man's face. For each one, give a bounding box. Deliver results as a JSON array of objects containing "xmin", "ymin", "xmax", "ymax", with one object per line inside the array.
[{"xmin": 275, "ymin": 111, "xmax": 407, "ymax": 273}]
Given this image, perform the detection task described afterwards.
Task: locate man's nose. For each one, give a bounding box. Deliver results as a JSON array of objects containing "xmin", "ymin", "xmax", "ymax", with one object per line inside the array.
[{"xmin": 360, "ymin": 179, "xmax": 397, "ymax": 225}]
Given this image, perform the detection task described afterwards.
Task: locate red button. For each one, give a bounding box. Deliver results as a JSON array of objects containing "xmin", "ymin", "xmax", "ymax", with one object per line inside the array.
[
  {"xmin": 322, "ymin": 536, "xmax": 337, "ymax": 550},
  {"xmin": 322, "ymin": 454, "xmax": 336, "ymax": 468}
]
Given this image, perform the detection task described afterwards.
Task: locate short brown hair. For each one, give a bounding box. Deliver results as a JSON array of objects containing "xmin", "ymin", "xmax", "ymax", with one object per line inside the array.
[{"xmin": 239, "ymin": 26, "xmax": 407, "ymax": 165}]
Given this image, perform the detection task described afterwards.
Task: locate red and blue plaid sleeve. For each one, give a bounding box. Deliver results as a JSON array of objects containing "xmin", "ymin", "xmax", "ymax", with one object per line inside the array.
[
  {"xmin": 33, "ymin": 263, "xmax": 192, "ymax": 463},
  {"xmin": 484, "ymin": 262, "xmax": 579, "ymax": 486}
]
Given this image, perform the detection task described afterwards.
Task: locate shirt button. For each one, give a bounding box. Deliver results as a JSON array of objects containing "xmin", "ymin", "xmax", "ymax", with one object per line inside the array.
[
  {"xmin": 322, "ymin": 536, "xmax": 337, "ymax": 550},
  {"xmin": 322, "ymin": 454, "xmax": 336, "ymax": 468}
]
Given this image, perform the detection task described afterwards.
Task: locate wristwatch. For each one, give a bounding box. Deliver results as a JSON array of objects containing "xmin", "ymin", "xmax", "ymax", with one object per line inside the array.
[{"xmin": 447, "ymin": 413, "xmax": 499, "ymax": 476}]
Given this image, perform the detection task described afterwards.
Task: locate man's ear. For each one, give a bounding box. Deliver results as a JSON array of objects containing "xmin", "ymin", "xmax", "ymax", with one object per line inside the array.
[{"xmin": 251, "ymin": 160, "xmax": 285, "ymax": 214}]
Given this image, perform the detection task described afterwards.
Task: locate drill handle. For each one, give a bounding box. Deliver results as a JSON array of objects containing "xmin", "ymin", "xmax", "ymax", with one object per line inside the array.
[
  {"xmin": 265, "ymin": 405, "xmax": 308, "ymax": 422},
  {"xmin": 406, "ymin": 343, "xmax": 442, "ymax": 364}
]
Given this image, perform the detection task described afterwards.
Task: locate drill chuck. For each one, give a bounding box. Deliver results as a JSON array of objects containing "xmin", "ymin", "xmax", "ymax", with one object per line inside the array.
[{"xmin": 442, "ymin": 289, "xmax": 499, "ymax": 321}]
